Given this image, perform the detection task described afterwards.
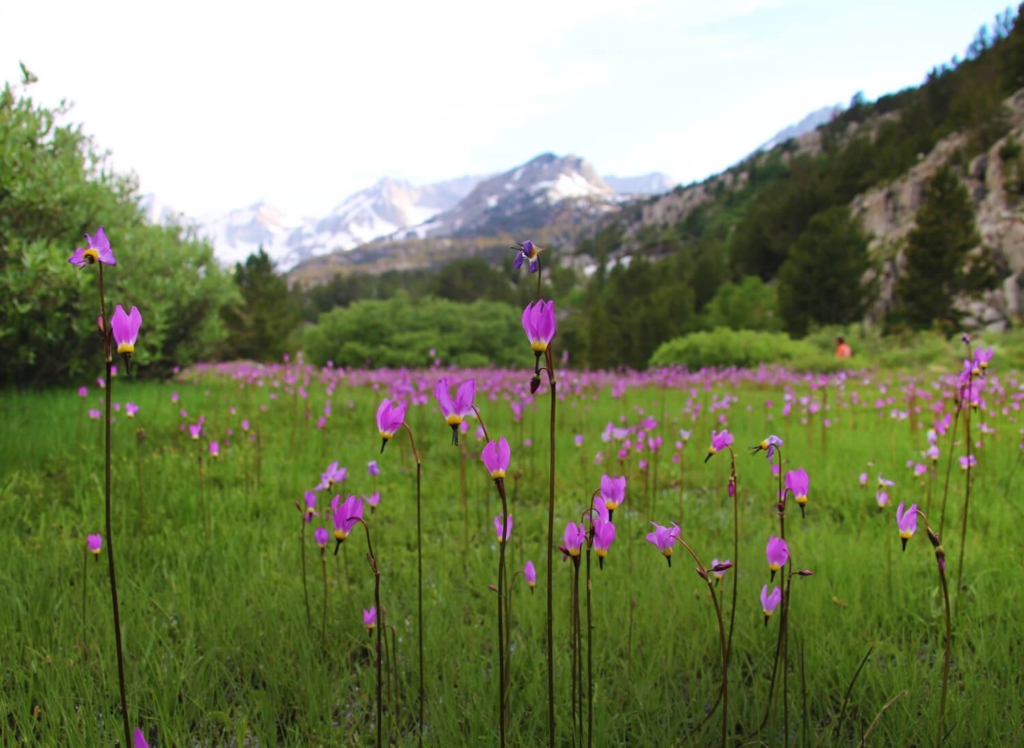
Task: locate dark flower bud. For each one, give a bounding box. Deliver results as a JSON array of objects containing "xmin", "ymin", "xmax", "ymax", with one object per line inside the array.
[
  {"xmin": 796, "ymin": 569, "xmax": 814, "ymax": 577},
  {"xmin": 530, "ymin": 375, "xmax": 542, "ymax": 394}
]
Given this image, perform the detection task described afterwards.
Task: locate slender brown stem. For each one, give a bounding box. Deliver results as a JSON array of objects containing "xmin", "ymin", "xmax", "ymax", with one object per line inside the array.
[
  {"xmin": 320, "ymin": 550, "xmax": 328, "ymax": 652},
  {"xmin": 402, "ymin": 422, "xmax": 425, "ymax": 746},
  {"xmin": 544, "ymin": 347, "xmax": 557, "ymax": 748},
  {"xmin": 937, "ymin": 553, "xmax": 953, "ymax": 748},
  {"xmin": 100, "ymin": 292, "xmax": 132, "ymax": 748},
  {"xmin": 586, "ymin": 548, "xmax": 593, "ymax": 748},
  {"xmin": 938, "ymin": 402, "xmax": 962, "ymax": 536},
  {"xmin": 833, "ymin": 646, "xmax": 874, "ymax": 741},
  {"xmin": 857, "ymin": 691, "xmax": 908, "ymax": 748},
  {"xmin": 708, "ymin": 580, "xmax": 728, "ymax": 748},
  {"xmin": 955, "ymin": 377, "xmax": 974, "ymax": 601},
  {"xmin": 353, "ymin": 519, "xmax": 383, "ymax": 748},
  {"xmin": 81, "ymin": 545, "xmax": 89, "ymax": 656},
  {"xmin": 496, "ymin": 479, "xmax": 509, "ymax": 748},
  {"xmin": 472, "ymin": 405, "xmax": 492, "ymax": 444},
  {"xmin": 301, "ymin": 520, "xmax": 311, "ymax": 629}
]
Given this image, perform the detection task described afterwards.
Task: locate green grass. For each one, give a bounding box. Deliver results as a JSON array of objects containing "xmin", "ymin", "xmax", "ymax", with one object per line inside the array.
[{"xmin": 1, "ymin": 370, "xmax": 1023, "ymax": 746}]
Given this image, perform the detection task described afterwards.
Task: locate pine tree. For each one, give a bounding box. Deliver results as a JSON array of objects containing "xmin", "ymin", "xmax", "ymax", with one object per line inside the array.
[
  {"xmin": 894, "ymin": 165, "xmax": 994, "ymax": 331},
  {"xmin": 777, "ymin": 206, "xmax": 873, "ymax": 336},
  {"xmin": 222, "ymin": 248, "xmax": 298, "ymax": 360}
]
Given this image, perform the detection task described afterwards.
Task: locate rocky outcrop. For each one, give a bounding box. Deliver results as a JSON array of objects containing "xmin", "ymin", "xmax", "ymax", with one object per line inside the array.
[{"xmin": 854, "ymin": 88, "xmax": 1024, "ymax": 329}]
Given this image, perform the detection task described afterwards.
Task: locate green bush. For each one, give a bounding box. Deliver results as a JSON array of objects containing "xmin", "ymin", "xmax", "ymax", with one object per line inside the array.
[
  {"xmin": 0, "ymin": 75, "xmax": 238, "ymax": 385},
  {"xmin": 649, "ymin": 328, "xmax": 823, "ymax": 369},
  {"xmin": 302, "ymin": 293, "xmax": 526, "ymax": 369}
]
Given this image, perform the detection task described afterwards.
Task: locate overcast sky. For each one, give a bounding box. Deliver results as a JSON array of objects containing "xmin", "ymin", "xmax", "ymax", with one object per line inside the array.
[{"xmin": 2, "ymin": 0, "xmax": 1012, "ymax": 218}]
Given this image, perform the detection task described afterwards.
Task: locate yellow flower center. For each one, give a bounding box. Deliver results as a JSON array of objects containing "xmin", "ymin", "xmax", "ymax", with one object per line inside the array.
[
  {"xmin": 795, "ymin": 495, "xmax": 807, "ymax": 505},
  {"xmin": 708, "ymin": 447, "xmax": 718, "ymax": 456},
  {"xmin": 491, "ymin": 469, "xmax": 506, "ymax": 479},
  {"xmin": 380, "ymin": 431, "xmax": 393, "ymax": 440},
  {"xmin": 91, "ymin": 549, "xmax": 100, "ymax": 556},
  {"xmin": 117, "ymin": 343, "xmax": 134, "ymax": 355},
  {"xmin": 769, "ymin": 562, "xmax": 781, "ymax": 572},
  {"xmin": 662, "ymin": 548, "xmax": 673, "ymax": 557},
  {"xmin": 83, "ymin": 248, "xmax": 99, "ymax": 263},
  {"xmin": 763, "ymin": 610, "xmax": 774, "ymax": 618},
  {"xmin": 446, "ymin": 415, "xmax": 463, "ymax": 426},
  {"xmin": 899, "ymin": 530, "xmax": 914, "ymax": 540},
  {"xmin": 334, "ymin": 529, "xmax": 348, "ymax": 541},
  {"xmin": 596, "ymin": 548, "xmax": 608, "ymax": 558},
  {"xmin": 531, "ymin": 341, "xmax": 548, "ymax": 352},
  {"xmin": 605, "ymin": 500, "xmax": 622, "ymax": 510}
]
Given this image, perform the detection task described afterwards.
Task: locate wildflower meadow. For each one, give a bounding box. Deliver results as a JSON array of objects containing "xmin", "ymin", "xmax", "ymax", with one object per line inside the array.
[{"xmin": 2, "ymin": 230, "xmax": 1024, "ymax": 747}]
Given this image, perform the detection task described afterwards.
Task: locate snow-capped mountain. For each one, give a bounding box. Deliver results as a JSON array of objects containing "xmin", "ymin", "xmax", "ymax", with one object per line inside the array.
[
  {"xmin": 199, "ymin": 202, "xmax": 305, "ymax": 268},
  {"xmin": 394, "ymin": 153, "xmax": 618, "ymax": 240},
  {"xmin": 603, "ymin": 172, "xmax": 675, "ymax": 195},
  {"xmin": 142, "ymin": 155, "xmax": 666, "ymax": 271},
  {"xmin": 282, "ymin": 176, "xmax": 485, "ymax": 266},
  {"xmin": 755, "ymin": 104, "xmax": 844, "ymax": 153}
]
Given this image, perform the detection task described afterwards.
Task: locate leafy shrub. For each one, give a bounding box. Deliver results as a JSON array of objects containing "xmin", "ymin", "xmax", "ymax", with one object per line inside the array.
[
  {"xmin": 0, "ymin": 76, "xmax": 238, "ymax": 386},
  {"xmin": 649, "ymin": 328, "xmax": 823, "ymax": 369},
  {"xmin": 302, "ymin": 293, "xmax": 526, "ymax": 369}
]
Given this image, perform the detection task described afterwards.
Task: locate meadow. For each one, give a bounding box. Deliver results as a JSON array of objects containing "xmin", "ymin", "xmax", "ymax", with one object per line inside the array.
[{"xmin": 2, "ymin": 358, "xmax": 1023, "ymax": 747}]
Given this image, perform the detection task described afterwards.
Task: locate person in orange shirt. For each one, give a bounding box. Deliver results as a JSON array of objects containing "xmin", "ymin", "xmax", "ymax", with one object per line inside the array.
[{"xmin": 836, "ymin": 336, "xmax": 852, "ymax": 359}]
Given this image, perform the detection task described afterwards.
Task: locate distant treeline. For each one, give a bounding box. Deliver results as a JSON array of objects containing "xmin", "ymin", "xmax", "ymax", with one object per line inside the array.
[{"xmin": 3, "ymin": 7, "xmax": 1021, "ymax": 385}]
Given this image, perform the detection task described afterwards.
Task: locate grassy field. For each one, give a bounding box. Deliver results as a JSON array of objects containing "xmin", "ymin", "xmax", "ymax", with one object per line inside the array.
[{"xmin": 1, "ymin": 361, "xmax": 1023, "ymax": 746}]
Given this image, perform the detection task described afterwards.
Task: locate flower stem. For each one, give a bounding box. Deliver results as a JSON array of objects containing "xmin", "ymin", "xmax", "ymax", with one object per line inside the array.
[
  {"xmin": 355, "ymin": 519, "xmax": 383, "ymax": 748},
  {"xmin": 938, "ymin": 401, "xmax": 962, "ymax": 537},
  {"xmin": 320, "ymin": 550, "xmax": 327, "ymax": 652},
  {"xmin": 301, "ymin": 520, "xmax": 311, "ymax": 629},
  {"xmin": 402, "ymin": 423, "xmax": 425, "ymax": 746},
  {"xmin": 955, "ymin": 377, "xmax": 974, "ymax": 602},
  {"xmin": 103, "ymin": 349, "xmax": 132, "ymax": 748},
  {"xmin": 585, "ymin": 548, "xmax": 593, "ymax": 748},
  {"xmin": 542, "ymin": 347, "xmax": 558, "ymax": 748},
  {"xmin": 496, "ymin": 479, "xmax": 509, "ymax": 748},
  {"xmin": 81, "ymin": 545, "xmax": 89, "ymax": 657}
]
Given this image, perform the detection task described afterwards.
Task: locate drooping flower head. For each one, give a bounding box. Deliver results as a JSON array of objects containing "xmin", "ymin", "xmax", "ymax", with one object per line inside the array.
[
  {"xmin": 189, "ymin": 423, "xmax": 202, "ymax": 440},
  {"xmin": 599, "ymin": 474, "xmax": 626, "ymax": 519},
  {"xmin": 751, "ymin": 434, "xmax": 784, "ymax": 460},
  {"xmin": 434, "ymin": 377, "xmax": 476, "ymax": 446},
  {"xmin": 761, "ymin": 585, "xmax": 782, "ymax": 625},
  {"xmin": 705, "ymin": 429, "xmax": 733, "ymax": 462},
  {"xmin": 592, "ymin": 519, "xmax": 617, "ymax": 569},
  {"xmin": 524, "ymin": 560, "xmax": 537, "ymax": 590},
  {"xmin": 363, "ymin": 606, "xmax": 377, "ymax": 631},
  {"xmin": 974, "ymin": 346, "xmax": 994, "ymax": 371},
  {"xmin": 209, "ymin": 441, "xmax": 220, "ymax": 458},
  {"xmin": 311, "ymin": 526, "xmax": 329, "ymax": 549},
  {"xmin": 87, "ymin": 533, "xmax": 102, "ymax": 558},
  {"xmin": 110, "ymin": 305, "xmax": 142, "ymax": 373},
  {"xmin": 766, "ymin": 536, "xmax": 789, "ymax": 581},
  {"xmin": 376, "ymin": 398, "xmax": 407, "ymax": 453},
  {"xmin": 646, "ymin": 521, "xmax": 680, "ymax": 566},
  {"xmin": 367, "ymin": 460, "xmax": 380, "ymax": 477},
  {"xmin": 68, "ymin": 227, "xmax": 116, "ymax": 267},
  {"xmin": 785, "ymin": 468, "xmax": 809, "ymax": 517},
  {"xmin": 332, "ymin": 495, "xmax": 364, "ymax": 552},
  {"xmin": 303, "ymin": 491, "xmax": 318, "ymax": 522},
  {"xmin": 494, "ymin": 513, "xmax": 513, "ymax": 543},
  {"xmin": 481, "ymin": 437, "xmax": 511, "ymax": 481},
  {"xmin": 512, "ymin": 240, "xmax": 541, "ymax": 272},
  {"xmin": 959, "ymin": 454, "xmax": 977, "ymax": 471},
  {"xmin": 318, "ymin": 461, "xmax": 347, "ymax": 491},
  {"xmin": 134, "ymin": 727, "xmax": 150, "ymax": 748},
  {"xmin": 561, "ymin": 522, "xmax": 586, "ymax": 565},
  {"xmin": 710, "ymin": 558, "xmax": 732, "ymax": 581},
  {"xmin": 896, "ymin": 501, "xmax": 918, "ymax": 551},
  {"xmin": 522, "ymin": 300, "xmax": 556, "ymax": 355},
  {"xmin": 125, "ymin": 402, "xmax": 139, "ymax": 418}
]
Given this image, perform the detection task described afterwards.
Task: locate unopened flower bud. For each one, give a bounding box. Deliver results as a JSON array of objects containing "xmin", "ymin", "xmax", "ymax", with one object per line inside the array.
[
  {"xmin": 796, "ymin": 569, "xmax": 814, "ymax": 577},
  {"xmin": 530, "ymin": 375, "xmax": 541, "ymax": 394}
]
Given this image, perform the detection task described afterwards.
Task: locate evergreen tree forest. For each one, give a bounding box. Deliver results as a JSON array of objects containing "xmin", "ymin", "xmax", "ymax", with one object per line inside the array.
[{"xmin": 288, "ymin": 6, "xmax": 1023, "ymax": 370}]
